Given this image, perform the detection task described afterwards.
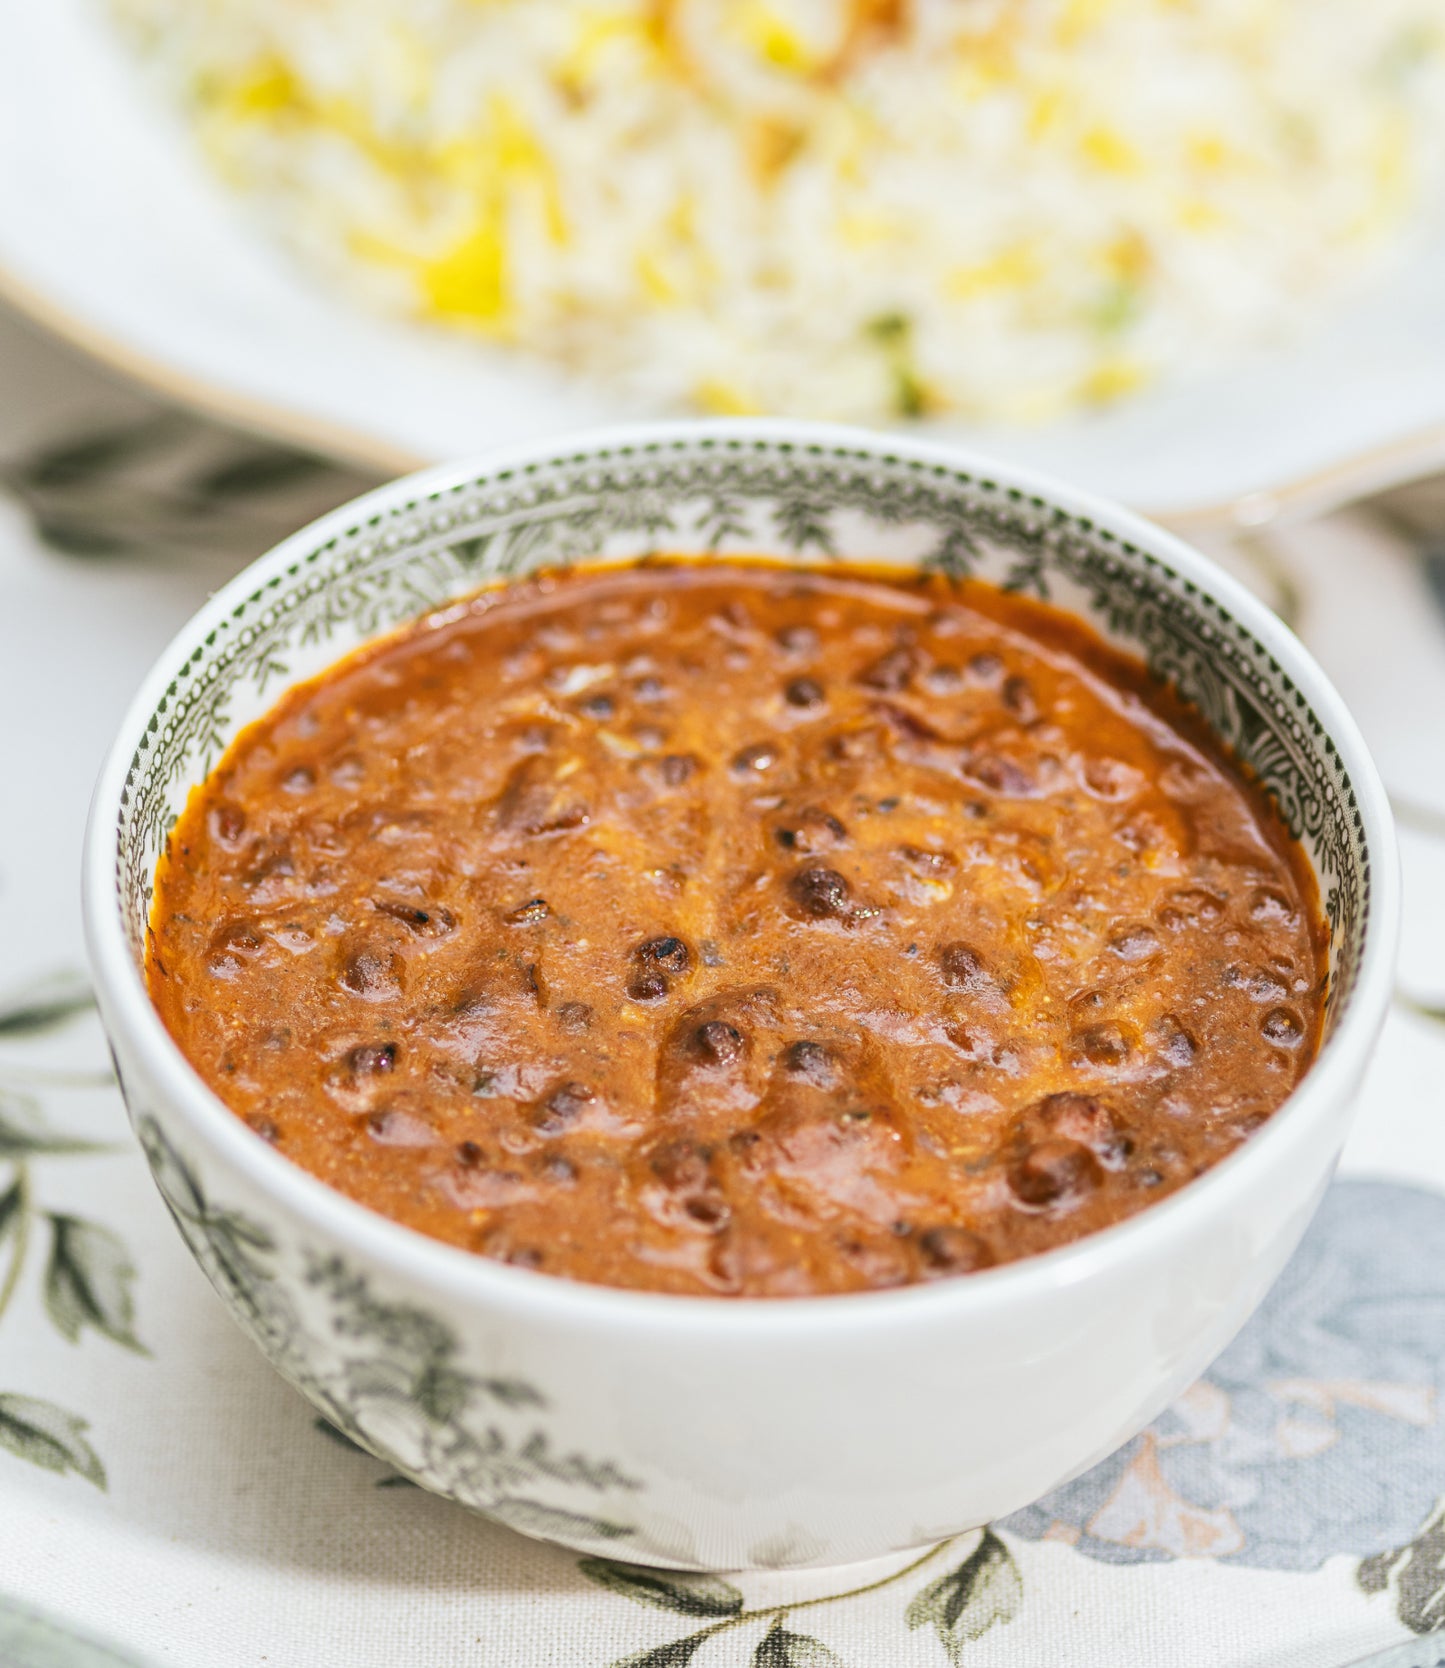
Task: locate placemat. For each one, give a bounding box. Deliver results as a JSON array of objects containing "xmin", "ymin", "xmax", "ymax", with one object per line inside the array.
[{"xmin": 3, "ymin": 302, "xmax": 1445, "ymax": 1668}]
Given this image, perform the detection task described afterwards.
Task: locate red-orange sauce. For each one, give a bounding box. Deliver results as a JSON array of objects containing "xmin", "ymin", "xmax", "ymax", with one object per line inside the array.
[{"xmin": 147, "ymin": 561, "xmax": 1326, "ymax": 1295}]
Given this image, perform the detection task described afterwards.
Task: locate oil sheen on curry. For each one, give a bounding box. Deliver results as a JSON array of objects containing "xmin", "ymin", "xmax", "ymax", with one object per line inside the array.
[{"xmin": 148, "ymin": 561, "xmax": 1327, "ymax": 1297}]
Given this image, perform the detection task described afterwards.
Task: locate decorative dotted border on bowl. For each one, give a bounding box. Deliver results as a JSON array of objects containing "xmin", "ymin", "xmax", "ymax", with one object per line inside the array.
[{"xmin": 115, "ymin": 435, "xmax": 1369, "ymax": 1028}]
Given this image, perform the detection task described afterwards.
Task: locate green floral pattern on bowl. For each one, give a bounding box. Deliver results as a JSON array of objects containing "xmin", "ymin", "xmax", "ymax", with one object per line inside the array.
[
  {"xmin": 89, "ymin": 423, "xmax": 1387, "ymax": 1570},
  {"xmin": 116, "ymin": 434, "xmax": 1368, "ymax": 1005}
]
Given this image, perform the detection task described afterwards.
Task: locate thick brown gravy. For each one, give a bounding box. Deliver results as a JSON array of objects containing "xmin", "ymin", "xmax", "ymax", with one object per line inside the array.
[{"xmin": 147, "ymin": 561, "xmax": 1326, "ymax": 1296}]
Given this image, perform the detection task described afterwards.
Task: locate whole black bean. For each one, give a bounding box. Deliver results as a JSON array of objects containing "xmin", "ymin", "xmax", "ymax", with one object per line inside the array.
[
  {"xmin": 790, "ymin": 866, "xmax": 851, "ymax": 918},
  {"xmin": 917, "ymin": 1226, "xmax": 994, "ymax": 1275},
  {"xmin": 365, "ymin": 1108, "xmax": 436, "ymax": 1146},
  {"xmin": 534, "ymin": 1081, "xmax": 595, "ymax": 1134},
  {"xmin": 1009, "ymin": 1139, "xmax": 1101, "ymax": 1207},
  {"xmin": 628, "ymin": 971, "xmax": 669, "ymax": 1002},
  {"xmin": 1076, "ymin": 1024, "xmax": 1132, "ymax": 1066},
  {"xmin": 206, "ymin": 922, "xmax": 265, "ymax": 978},
  {"xmin": 1034, "ymin": 1092, "xmax": 1115, "ymax": 1146},
  {"xmin": 857, "ymin": 645, "xmax": 915, "ymax": 692},
  {"xmin": 732, "ymin": 742, "xmax": 779, "ymax": 775},
  {"xmin": 340, "ymin": 948, "xmax": 403, "ymax": 1000},
  {"xmin": 695, "ymin": 1021, "xmax": 744, "ymax": 1066},
  {"xmin": 638, "ymin": 936, "xmax": 691, "ymax": 975},
  {"xmin": 963, "ymin": 752, "xmax": 1034, "ymax": 796},
  {"xmin": 1156, "ymin": 1016, "xmax": 1199, "ymax": 1067},
  {"xmin": 1261, "ymin": 1007, "xmax": 1304, "ymax": 1046},
  {"xmin": 784, "ymin": 1039, "xmax": 836, "ymax": 1084},
  {"xmin": 1098, "ymin": 1134, "xmax": 1135, "ymax": 1168},
  {"xmin": 495, "ymin": 759, "xmax": 590, "ymax": 836},
  {"xmin": 776, "ymin": 809, "xmax": 846, "ymax": 855},
  {"xmin": 1001, "ymin": 675, "xmax": 1038, "ymax": 722},
  {"xmin": 208, "ymin": 803, "xmax": 247, "ymax": 848},
  {"xmin": 937, "ymin": 942, "xmax": 986, "ymax": 989},
  {"xmin": 212, "ymin": 922, "xmax": 264, "ymax": 956},
  {"xmin": 685, "ymin": 1196, "xmax": 730, "ymax": 1230},
  {"xmin": 650, "ymin": 1139, "xmax": 712, "ymax": 1192},
  {"xmin": 374, "ymin": 898, "xmax": 456, "ymax": 936},
  {"xmin": 348, "ymin": 1042, "xmax": 398, "ymax": 1076}
]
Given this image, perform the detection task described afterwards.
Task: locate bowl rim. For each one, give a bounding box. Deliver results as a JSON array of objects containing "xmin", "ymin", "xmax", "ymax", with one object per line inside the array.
[{"xmin": 82, "ymin": 416, "xmax": 1401, "ymax": 1340}]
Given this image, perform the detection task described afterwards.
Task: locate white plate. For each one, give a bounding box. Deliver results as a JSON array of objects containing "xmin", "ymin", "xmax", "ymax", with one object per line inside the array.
[{"xmin": 6, "ymin": 0, "xmax": 1445, "ymax": 529}]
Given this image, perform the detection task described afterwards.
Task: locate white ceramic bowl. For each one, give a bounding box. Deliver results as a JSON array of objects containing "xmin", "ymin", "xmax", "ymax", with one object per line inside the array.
[{"xmin": 83, "ymin": 420, "xmax": 1398, "ymax": 1572}]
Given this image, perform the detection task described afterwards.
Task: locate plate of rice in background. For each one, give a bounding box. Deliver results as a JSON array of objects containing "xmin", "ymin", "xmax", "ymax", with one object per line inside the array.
[{"xmin": 5, "ymin": 0, "xmax": 1445, "ymax": 525}]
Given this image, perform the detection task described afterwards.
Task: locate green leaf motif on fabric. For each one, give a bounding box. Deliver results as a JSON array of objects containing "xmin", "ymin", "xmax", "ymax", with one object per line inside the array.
[
  {"xmin": 0, "ymin": 1395, "xmax": 106, "ymax": 1489},
  {"xmin": 0, "ymin": 971, "xmax": 143, "ymax": 1490},
  {"xmin": 194, "ymin": 446, "xmax": 332, "ymax": 500},
  {"xmin": 579, "ymin": 1560, "xmax": 745, "ymax": 1618},
  {"xmin": 611, "ymin": 1636, "xmax": 711, "ymax": 1668},
  {"xmin": 0, "ymin": 972, "xmax": 94, "ymax": 1039},
  {"xmin": 0, "ymin": 1179, "xmax": 22, "ymax": 1248},
  {"xmin": 586, "ymin": 1533, "xmax": 983, "ymax": 1664},
  {"xmin": 904, "ymin": 1529, "xmax": 1022, "ymax": 1662},
  {"xmin": 1358, "ymin": 1502, "xmax": 1445, "ymax": 1634},
  {"xmin": 43, "ymin": 1215, "xmax": 146, "ymax": 1353},
  {"xmin": 752, "ymin": 1616, "xmax": 845, "ymax": 1666},
  {"xmin": 313, "ymin": 1416, "xmax": 369, "ymax": 1455},
  {"xmin": 0, "ymin": 1093, "xmax": 107, "ymax": 1159}
]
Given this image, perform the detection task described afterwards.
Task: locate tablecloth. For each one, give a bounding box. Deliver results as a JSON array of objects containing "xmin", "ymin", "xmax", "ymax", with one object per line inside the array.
[{"xmin": 4, "ymin": 301, "xmax": 1445, "ymax": 1668}]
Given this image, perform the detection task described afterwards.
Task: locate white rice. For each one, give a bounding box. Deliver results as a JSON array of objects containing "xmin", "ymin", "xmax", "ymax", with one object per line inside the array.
[{"xmin": 108, "ymin": 0, "xmax": 1445, "ymax": 423}]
